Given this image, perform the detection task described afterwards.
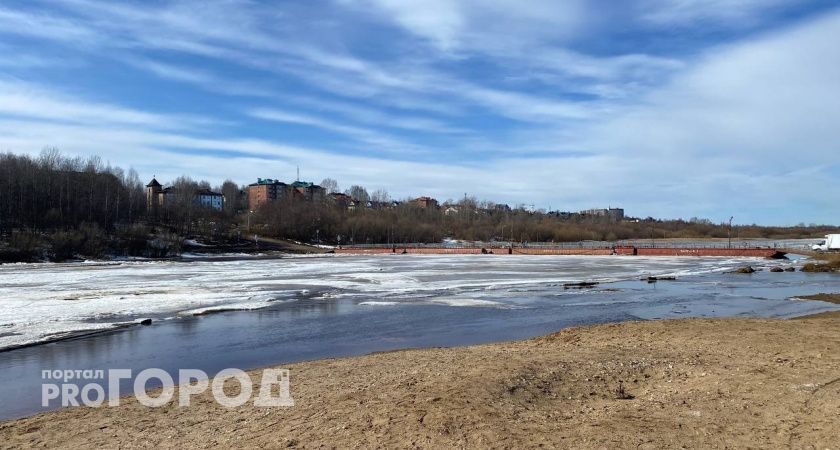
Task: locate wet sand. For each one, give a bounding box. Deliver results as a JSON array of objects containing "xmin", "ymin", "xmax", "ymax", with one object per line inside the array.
[{"xmin": 2, "ymin": 314, "xmax": 839, "ymax": 449}]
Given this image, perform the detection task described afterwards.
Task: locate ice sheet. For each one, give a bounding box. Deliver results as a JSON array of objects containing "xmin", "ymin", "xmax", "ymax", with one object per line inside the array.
[{"xmin": 0, "ymin": 254, "xmax": 781, "ymax": 350}]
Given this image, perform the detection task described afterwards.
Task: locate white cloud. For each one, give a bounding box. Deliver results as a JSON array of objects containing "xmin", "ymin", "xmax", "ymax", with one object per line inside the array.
[
  {"xmin": 0, "ymin": 7, "xmax": 98, "ymax": 44},
  {"xmin": 544, "ymin": 8, "xmax": 840, "ymax": 221},
  {"xmin": 579, "ymin": 8, "xmax": 840, "ymax": 163},
  {"xmin": 0, "ymin": 79, "xmax": 221, "ymax": 131},
  {"xmin": 247, "ymin": 108, "xmax": 431, "ymax": 155},
  {"xmin": 332, "ymin": 0, "xmax": 685, "ymax": 110},
  {"xmin": 351, "ymin": 0, "xmax": 464, "ymax": 50},
  {"xmin": 1, "ymin": 0, "xmax": 650, "ymax": 124},
  {"xmin": 285, "ymin": 96, "xmax": 467, "ymax": 134},
  {"xmin": 341, "ymin": 0, "xmax": 587, "ymax": 52},
  {"xmin": 639, "ymin": 0, "xmax": 811, "ymax": 26}
]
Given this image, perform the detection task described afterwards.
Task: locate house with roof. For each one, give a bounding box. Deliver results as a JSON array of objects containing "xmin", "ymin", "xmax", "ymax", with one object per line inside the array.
[
  {"xmin": 290, "ymin": 181, "xmax": 326, "ymax": 202},
  {"xmin": 196, "ymin": 189, "xmax": 224, "ymax": 210},
  {"xmin": 145, "ymin": 178, "xmax": 164, "ymax": 211},
  {"xmin": 329, "ymin": 192, "xmax": 356, "ymax": 209},
  {"xmin": 146, "ymin": 177, "xmax": 224, "ymax": 212},
  {"xmin": 412, "ymin": 196, "xmax": 439, "ymax": 209}
]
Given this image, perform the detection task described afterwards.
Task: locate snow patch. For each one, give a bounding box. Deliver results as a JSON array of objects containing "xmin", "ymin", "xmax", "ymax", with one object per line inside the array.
[{"xmin": 428, "ymin": 298, "xmax": 505, "ymax": 307}]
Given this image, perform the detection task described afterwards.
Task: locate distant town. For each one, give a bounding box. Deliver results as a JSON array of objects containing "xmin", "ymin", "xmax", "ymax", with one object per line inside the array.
[
  {"xmin": 145, "ymin": 175, "xmax": 627, "ymax": 222},
  {"xmin": 1, "ymin": 150, "xmax": 836, "ymax": 263}
]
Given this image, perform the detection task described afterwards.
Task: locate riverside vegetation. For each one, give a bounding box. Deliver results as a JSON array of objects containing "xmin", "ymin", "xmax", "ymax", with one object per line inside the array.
[{"xmin": 801, "ymin": 253, "xmax": 840, "ymax": 273}]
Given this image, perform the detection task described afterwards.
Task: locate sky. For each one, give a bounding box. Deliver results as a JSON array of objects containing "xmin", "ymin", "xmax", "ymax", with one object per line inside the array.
[{"xmin": 0, "ymin": 0, "xmax": 839, "ymax": 225}]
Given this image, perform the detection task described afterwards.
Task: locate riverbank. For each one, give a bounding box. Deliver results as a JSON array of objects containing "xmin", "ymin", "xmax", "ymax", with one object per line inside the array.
[
  {"xmin": 2, "ymin": 314, "xmax": 839, "ymax": 448},
  {"xmin": 0, "ymin": 229, "xmax": 329, "ymax": 264},
  {"xmin": 801, "ymin": 253, "xmax": 840, "ymax": 273},
  {"xmin": 796, "ymin": 293, "xmax": 840, "ymax": 304}
]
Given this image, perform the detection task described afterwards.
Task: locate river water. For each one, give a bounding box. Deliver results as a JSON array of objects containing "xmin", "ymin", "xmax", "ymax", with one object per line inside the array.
[{"xmin": 1, "ymin": 254, "xmax": 838, "ymax": 420}]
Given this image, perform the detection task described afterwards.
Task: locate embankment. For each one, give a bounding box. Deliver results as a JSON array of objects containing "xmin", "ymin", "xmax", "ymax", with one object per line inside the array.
[{"xmin": 335, "ymin": 245, "xmax": 785, "ymax": 258}]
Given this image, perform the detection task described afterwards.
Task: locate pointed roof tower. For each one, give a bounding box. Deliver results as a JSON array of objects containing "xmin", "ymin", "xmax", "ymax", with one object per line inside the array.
[{"xmin": 146, "ymin": 177, "xmax": 162, "ymax": 188}]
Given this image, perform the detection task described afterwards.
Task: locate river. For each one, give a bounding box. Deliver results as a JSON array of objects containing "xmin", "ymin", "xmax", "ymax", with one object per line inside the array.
[{"xmin": 1, "ymin": 253, "xmax": 838, "ymax": 420}]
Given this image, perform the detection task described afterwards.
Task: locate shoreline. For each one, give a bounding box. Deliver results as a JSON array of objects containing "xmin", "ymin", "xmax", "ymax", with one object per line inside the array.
[
  {"xmin": 0, "ymin": 304, "xmax": 279, "ymax": 354},
  {"xmin": 2, "ymin": 314, "xmax": 839, "ymax": 448},
  {"xmin": 0, "ymin": 235, "xmax": 333, "ymax": 266},
  {"xmin": 0, "ymin": 236, "xmax": 823, "ymax": 266},
  {"xmin": 793, "ymin": 309, "xmax": 840, "ymax": 319},
  {"xmin": 0, "ymin": 250, "xmax": 311, "ymax": 267}
]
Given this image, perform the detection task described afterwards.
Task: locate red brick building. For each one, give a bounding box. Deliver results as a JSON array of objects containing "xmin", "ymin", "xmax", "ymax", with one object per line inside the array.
[
  {"xmin": 412, "ymin": 196, "xmax": 439, "ymax": 209},
  {"xmin": 248, "ymin": 178, "xmax": 326, "ymax": 210},
  {"xmin": 247, "ymin": 179, "xmax": 292, "ymax": 210}
]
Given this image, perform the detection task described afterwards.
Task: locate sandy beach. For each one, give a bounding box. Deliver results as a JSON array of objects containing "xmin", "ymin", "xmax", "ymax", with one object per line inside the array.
[{"xmin": 2, "ymin": 311, "xmax": 839, "ymax": 449}]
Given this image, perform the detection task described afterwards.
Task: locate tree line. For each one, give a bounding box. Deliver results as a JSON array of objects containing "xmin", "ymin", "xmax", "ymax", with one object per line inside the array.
[
  {"xmin": 0, "ymin": 150, "xmax": 244, "ymax": 261},
  {"xmin": 1, "ymin": 150, "xmax": 837, "ymax": 261},
  {"xmin": 251, "ymin": 195, "xmax": 839, "ymax": 246},
  {"xmin": 0, "ymin": 149, "xmax": 145, "ymax": 232},
  {"xmin": 249, "ymin": 179, "xmax": 839, "ymax": 245}
]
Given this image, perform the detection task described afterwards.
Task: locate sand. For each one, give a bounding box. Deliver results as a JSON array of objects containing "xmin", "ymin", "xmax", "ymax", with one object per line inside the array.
[{"xmin": 2, "ymin": 313, "xmax": 840, "ymax": 449}]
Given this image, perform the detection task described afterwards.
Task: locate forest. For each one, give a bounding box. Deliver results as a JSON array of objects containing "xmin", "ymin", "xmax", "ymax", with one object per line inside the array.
[
  {"xmin": 0, "ymin": 150, "xmax": 243, "ymax": 261},
  {"xmin": 251, "ymin": 197, "xmax": 838, "ymax": 246},
  {"xmin": 1, "ymin": 150, "xmax": 837, "ymax": 262}
]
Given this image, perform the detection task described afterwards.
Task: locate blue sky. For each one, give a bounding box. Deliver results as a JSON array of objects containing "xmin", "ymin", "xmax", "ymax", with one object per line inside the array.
[{"xmin": 1, "ymin": 0, "xmax": 839, "ymax": 225}]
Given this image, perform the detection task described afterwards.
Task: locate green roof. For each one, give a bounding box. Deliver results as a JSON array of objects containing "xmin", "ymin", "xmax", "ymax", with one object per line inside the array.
[{"xmin": 253, "ymin": 178, "xmax": 285, "ymax": 185}]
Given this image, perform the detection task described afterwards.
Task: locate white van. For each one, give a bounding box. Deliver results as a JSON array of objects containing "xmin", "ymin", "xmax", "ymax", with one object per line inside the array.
[{"xmin": 812, "ymin": 234, "xmax": 840, "ymax": 251}]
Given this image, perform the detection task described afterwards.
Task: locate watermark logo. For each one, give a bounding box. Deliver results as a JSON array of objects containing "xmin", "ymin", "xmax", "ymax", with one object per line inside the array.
[{"xmin": 42, "ymin": 368, "xmax": 294, "ymax": 408}]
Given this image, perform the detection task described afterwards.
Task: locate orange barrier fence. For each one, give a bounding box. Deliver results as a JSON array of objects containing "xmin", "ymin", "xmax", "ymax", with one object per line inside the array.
[{"xmin": 333, "ymin": 246, "xmax": 785, "ymax": 258}]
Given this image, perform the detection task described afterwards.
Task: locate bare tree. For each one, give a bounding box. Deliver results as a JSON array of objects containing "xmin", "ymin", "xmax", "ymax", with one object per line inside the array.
[
  {"xmin": 346, "ymin": 185, "xmax": 370, "ymax": 203},
  {"xmin": 371, "ymin": 188, "xmax": 390, "ymax": 203},
  {"xmin": 125, "ymin": 168, "xmax": 144, "ymax": 223},
  {"xmin": 320, "ymin": 178, "xmax": 339, "ymax": 194},
  {"xmin": 221, "ymin": 180, "xmax": 242, "ymax": 214}
]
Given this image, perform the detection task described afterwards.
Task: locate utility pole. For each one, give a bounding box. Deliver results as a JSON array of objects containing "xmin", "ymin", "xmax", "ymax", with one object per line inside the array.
[
  {"xmin": 649, "ymin": 224, "xmax": 655, "ymax": 247},
  {"xmin": 728, "ymin": 216, "xmax": 734, "ymax": 249}
]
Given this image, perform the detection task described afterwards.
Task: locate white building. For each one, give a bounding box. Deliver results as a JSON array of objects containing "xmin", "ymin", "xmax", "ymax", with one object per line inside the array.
[
  {"xmin": 195, "ymin": 189, "xmax": 224, "ymax": 211},
  {"xmin": 580, "ymin": 207, "xmax": 625, "ymax": 221}
]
